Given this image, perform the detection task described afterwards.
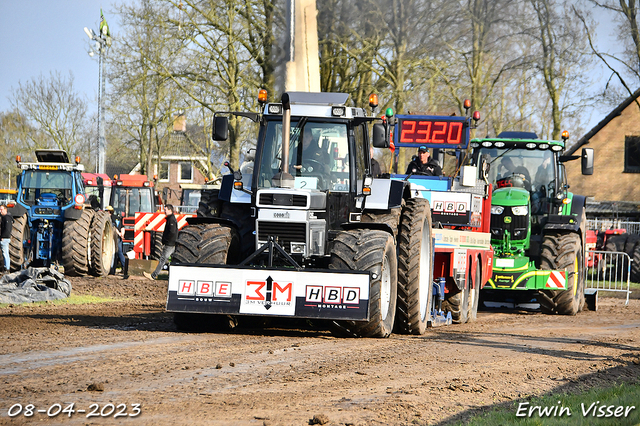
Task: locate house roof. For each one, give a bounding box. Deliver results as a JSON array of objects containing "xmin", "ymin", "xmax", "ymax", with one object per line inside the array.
[
  {"xmin": 159, "ymin": 132, "xmax": 207, "ymax": 160},
  {"xmin": 566, "ymin": 87, "xmax": 640, "ymax": 155}
]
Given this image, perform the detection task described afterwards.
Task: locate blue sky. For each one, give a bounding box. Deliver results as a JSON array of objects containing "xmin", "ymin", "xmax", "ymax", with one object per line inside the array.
[
  {"xmin": 0, "ymin": 1, "xmax": 119, "ymax": 115},
  {"xmin": 0, "ymin": 1, "xmax": 624, "ymax": 132}
]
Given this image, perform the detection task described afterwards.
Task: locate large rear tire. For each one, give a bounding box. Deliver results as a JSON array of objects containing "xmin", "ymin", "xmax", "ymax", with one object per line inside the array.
[
  {"xmin": 361, "ymin": 207, "xmax": 402, "ymax": 239},
  {"xmin": 172, "ymin": 224, "xmax": 240, "ymax": 332},
  {"xmin": 62, "ymin": 209, "xmax": 94, "ymax": 277},
  {"xmin": 329, "ymin": 229, "xmax": 397, "ymax": 338},
  {"xmin": 9, "ymin": 214, "xmax": 31, "ymax": 272},
  {"xmin": 539, "ymin": 232, "xmax": 584, "ymax": 315},
  {"xmin": 220, "ymin": 203, "xmax": 254, "ymax": 259},
  {"xmin": 631, "ymin": 240, "xmax": 640, "ymax": 283},
  {"xmin": 89, "ymin": 211, "xmax": 115, "ymax": 277},
  {"xmin": 150, "ymin": 231, "xmax": 163, "ymax": 261},
  {"xmin": 396, "ymin": 198, "xmax": 433, "ymax": 335},
  {"xmin": 173, "ymin": 224, "xmax": 240, "ymax": 265}
]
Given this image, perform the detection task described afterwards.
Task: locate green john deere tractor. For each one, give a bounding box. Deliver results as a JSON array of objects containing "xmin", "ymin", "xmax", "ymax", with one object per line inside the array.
[{"xmin": 471, "ymin": 131, "xmax": 594, "ymax": 315}]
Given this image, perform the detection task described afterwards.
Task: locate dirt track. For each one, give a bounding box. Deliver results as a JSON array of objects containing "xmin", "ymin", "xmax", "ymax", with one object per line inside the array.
[{"xmin": 0, "ymin": 275, "xmax": 639, "ymax": 426}]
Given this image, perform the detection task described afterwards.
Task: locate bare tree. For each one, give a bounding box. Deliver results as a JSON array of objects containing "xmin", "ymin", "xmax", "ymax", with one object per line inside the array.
[
  {"xmin": 153, "ymin": 0, "xmax": 279, "ymax": 169},
  {"xmin": 578, "ymin": 1, "xmax": 640, "ymax": 108},
  {"xmin": 9, "ymin": 71, "xmax": 90, "ymax": 155},
  {"xmin": 528, "ymin": 0, "xmax": 593, "ymax": 139},
  {"xmin": 108, "ymin": 0, "xmax": 183, "ymax": 176}
]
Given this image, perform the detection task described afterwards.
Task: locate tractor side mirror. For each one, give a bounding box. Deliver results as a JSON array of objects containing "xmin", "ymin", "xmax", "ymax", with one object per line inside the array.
[
  {"xmin": 212, "ymin": 116, "xmax": 229, "ymax": 141},
  {"xmin": 581, "ymin": 148, "xmax": 594, "ymax": 175},
  {"xmin": 372, "ymin": 123, "xmax": 389, "ymax": 148},
  {"xmin": 245, "ymin": 148, "xmax": 256, "ymax": 162}
]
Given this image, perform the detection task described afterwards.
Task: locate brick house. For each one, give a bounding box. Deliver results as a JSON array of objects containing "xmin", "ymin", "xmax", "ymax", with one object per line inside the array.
[
  {"xmin": 564, "ymin": 88, "xmax": 640, "ymax": 220},
  {"xmin": 129, "ymin": 118, "xmax": 211, "ymax": 205}
]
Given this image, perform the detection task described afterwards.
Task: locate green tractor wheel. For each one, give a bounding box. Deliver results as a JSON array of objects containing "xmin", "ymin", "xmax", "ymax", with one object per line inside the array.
[{"xmin": 539, "ymin": 232, "xmax": 584, "ymax": 315}]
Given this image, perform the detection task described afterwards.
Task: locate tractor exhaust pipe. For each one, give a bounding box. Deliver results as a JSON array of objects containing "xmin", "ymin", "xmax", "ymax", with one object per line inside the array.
[{"xmin": 271, "ymin": 93, "xmax": 295, "ymax": 188}]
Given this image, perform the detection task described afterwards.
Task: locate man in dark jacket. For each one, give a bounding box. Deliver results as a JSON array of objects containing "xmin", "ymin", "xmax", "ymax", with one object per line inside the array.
[
  {"xmin": 107, "ymin": 206, "xmax": 129, "ymax": 279},
  {"xmin": 405, "ymin": 146, "xmax": 442, "ymax": 176},
  {"xmin": 145, "ymin": 204, "xmax": 178, "ymax": 280},
  {"xmin": 0, "ymin": 204, "xmax": 12, "ymax": 272}
]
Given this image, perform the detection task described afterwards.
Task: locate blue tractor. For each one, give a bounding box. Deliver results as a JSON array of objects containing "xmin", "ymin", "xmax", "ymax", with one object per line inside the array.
[{"xmin": 8, "ymin": 150, "xmax": 115, "ymax": 276}]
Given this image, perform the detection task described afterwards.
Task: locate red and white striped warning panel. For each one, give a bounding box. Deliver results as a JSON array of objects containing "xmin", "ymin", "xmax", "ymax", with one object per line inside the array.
[
  {"xmin": 545, "ymin": 271, "xmax": 566, "ymax": 289},
  {"xmin": 133, "ymin": 212, "xmax": 194, "ymax": 253}
]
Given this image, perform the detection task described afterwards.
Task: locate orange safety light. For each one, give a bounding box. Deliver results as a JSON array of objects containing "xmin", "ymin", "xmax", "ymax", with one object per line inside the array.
[
  {"xmin": 561, "ymin": 130, "xmax": 569, "ymax": 140},
  {"xmin": 16, "ymin": 155, "xmax": 21, "ymax": 163},
  {"xmin": 75, "ymin": 156, "xmax": 81, "ymax": 164},
  {"xmin": 258, "ymin": 89, "xmax": 268, "ymax": 104},
  {"xmin": 473, "ymin": 111, "xmax": 481, "ymax": 121},
  {"xmin": 369, "ymin": 93, "xmax": 379, "ymax": 109},
  {"xmin": 464, "ymin": 99, "xmax": 471, "ymax": 109}
]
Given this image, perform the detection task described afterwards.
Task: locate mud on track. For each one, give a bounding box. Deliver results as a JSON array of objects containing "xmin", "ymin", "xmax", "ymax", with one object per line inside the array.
[{"xmin": 0, "ymin": 276, "xmax": 639, "ymax": 426}]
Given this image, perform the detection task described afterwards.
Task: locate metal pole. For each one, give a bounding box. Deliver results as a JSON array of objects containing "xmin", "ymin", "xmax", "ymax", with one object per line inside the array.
[{"xmin": 98, "ymin": 42, "xmax": 106, "ymax": 174}]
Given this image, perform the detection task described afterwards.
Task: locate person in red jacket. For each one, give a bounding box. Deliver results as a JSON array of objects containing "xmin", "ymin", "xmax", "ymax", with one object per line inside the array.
[{"xmin": 144, "ymin": 204, "xmax": 178, "ymax": 280}]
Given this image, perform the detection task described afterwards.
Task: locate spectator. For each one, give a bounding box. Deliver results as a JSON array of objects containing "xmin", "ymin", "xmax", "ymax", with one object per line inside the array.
[
  {"xmin": 144, "ymin": 204, "xmax": 178, "ymax": 280},
  {"xmin": 107, "ymin": 206, "xmax": 128, "ymax": 279},
  {"xmin": 0, "ymin": 204, "xmax": 12, "ymax": 273}
]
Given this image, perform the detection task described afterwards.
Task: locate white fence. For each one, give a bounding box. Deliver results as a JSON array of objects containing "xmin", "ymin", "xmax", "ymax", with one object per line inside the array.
[
  {"xmin": 587, "ymin": 219, "xmax": 640, "ymax": 235},
  {"xmin": 585, "ymin": 250, "xmax": 632, "ymax": 305}
]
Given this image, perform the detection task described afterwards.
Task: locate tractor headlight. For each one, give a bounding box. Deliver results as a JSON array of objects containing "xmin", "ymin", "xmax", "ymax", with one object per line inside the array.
[
  {"xmin": 491, "ymin": 206, "xmax": 504, "ymax": 215},
  {"xmin": 511, "ymin": 205, "xmax": 529, "ymax": 216},
  {"xmin": 309, "ymin": 221, "xmax": 326, "ymax": 256}
]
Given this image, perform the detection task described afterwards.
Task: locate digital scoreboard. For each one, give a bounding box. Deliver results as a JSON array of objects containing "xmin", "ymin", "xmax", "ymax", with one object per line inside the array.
[{"xmin": 394, "ymin": 115, "xmax": 470, "ymax": 149}]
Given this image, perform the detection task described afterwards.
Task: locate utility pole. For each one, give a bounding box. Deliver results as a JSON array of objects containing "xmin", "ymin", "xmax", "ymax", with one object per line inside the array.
[
  {"xmin": 285, "ymin": 0, "xmax": 321, "ymax": 92},
  {"xmin": 84, "ymin": 10, "xmax": 112, "ymax": 174}
]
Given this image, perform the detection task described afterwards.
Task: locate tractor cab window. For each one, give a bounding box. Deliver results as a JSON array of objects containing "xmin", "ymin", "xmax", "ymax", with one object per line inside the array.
[
  {"xmin": 20, "ymin": 170, "xmax": 73, "ymax": 206},
  {"xmin": 257, "ymin": 119, "xmax": 350, "ymax": 191},
  {"xmin": 476, "ymin": 147, "xmax": 556, "ymax": 214},
  {"xmin": 181, "ymin": 189, "xmax": 201, "ymax": 213},
  {"xmin": 111, "ymin": 187, "xmax": 154, "ymax": 216}
]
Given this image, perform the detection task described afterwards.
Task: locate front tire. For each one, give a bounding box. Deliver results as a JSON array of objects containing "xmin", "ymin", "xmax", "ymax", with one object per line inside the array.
[
  {"xmin": 329, "ymin": 229, "xmax": 397, "ymax": 338},
  {"xmin": 442, "ymin": 280, "xmax": 470, "ymax": 324},
  {"xmin": 62, "ymin": 209, "xmax": 94, "ymax": 276},
  {"xmin": 89, "ymin": 211, "xmax": 115, "ymax": 277},
  {"xmin": 9, "ymin": 213, "xmax": 31, "ymax": 271},
  {"xmin": 396, "ymin": 198, "xmax": 433, "ymax": 334},
  {"xmin": 539, "ymin": 232, "xmax": 584, "ymax": 315}
]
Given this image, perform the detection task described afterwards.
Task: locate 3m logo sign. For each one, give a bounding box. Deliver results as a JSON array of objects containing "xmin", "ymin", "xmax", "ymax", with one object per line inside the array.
[
  {"xmin": 177, "ymin": 280, "xmax": 232, "ymax": 297},
  {"xmin": 305, "ymin": 286, "xmax": 360, "ymax": 304},
  {"xmin": 245, "ymin": 276, "xmax": 293, "ymax": 310}
]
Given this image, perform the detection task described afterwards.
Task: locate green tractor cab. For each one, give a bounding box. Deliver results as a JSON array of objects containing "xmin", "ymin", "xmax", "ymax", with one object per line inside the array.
[{"xmin": 471, "ymin": 131, "xmax": 593, "ymax": 314}]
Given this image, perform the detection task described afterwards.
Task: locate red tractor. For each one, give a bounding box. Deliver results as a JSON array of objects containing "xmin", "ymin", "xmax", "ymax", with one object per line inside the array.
[{"xmin": 109, "ymin": 174, "xmax": 163, "ymax": 256}]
